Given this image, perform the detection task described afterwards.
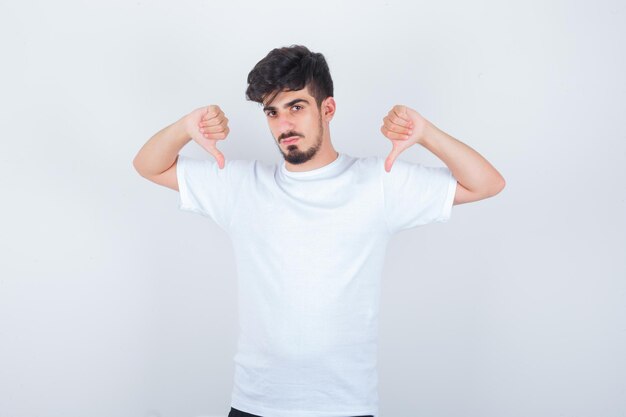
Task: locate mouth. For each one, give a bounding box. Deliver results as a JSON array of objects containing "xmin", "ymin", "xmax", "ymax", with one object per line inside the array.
[{"xmin": 282, "ymin": 136, "xmax": 300, "ymax": 145}]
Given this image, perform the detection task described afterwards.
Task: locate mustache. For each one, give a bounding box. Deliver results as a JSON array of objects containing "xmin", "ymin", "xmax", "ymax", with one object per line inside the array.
[{"xmin": 279, "ymin": 132, "xmax": 303, "ymax": 141}]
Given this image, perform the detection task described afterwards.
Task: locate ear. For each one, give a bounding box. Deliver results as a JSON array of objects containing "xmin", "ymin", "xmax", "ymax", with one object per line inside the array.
[{"xmin": 321, "ymin": 97, "xmax": 336, "ymax": 121}]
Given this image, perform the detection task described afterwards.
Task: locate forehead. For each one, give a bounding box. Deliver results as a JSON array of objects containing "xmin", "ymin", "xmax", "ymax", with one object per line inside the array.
[{"xmin": 263, "ymin": 87, "xmax": 314, "ymax": 108}]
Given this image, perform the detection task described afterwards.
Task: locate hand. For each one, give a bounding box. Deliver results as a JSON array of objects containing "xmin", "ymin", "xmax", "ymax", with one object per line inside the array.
[
  {"xmin": 380, "ymin": 105, "xmax": 429, "ymax": 172},
  {"xmin": 184, "ymin": 105, "xmax": 230, "ymax": 169}
]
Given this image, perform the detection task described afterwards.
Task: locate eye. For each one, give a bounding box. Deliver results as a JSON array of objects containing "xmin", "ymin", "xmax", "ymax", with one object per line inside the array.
[
  {"xmin": 292, "ymin": 105, "xmax": 302, "ymax": 111},
  {"xmin": 265, "ymin": 110, "xmax": 276, "ymax": 117}
]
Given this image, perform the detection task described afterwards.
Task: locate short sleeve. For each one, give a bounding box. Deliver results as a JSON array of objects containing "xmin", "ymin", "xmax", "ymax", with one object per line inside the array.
[
  {"xmin": 176, "ymin": 155, "xmax": 253, "ymax": 231},
  {"xmin": 381, "ymin": 157, "xmax": 457, "ymax": 233}
]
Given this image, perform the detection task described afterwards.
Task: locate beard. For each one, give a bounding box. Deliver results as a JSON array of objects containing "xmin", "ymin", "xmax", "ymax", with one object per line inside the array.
[{"xmin": 278, "ymin": 115, "xmax": 324, "ymax": 165}]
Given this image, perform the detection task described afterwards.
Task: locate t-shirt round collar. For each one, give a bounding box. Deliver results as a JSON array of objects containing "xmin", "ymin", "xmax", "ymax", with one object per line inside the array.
[{"xmin": 280, "ymin": 152, "xmax": 346, "ymax": 180}]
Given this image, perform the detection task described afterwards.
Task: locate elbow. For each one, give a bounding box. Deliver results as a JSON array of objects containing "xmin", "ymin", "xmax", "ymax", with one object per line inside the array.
[
  {"xmin": 132, "ymin": 155, "xmax": 148, "ymax": 178},
  {"xmin": 490, "ymin": 175, "xmax": 506, "ymax": 197},
  {"xmin": 477, "ymin": 174, "xmax": 505, "ymax": 199},
  {"xmin": 132, "ymin": 156, "xmax": 142, "ymax": 175}
]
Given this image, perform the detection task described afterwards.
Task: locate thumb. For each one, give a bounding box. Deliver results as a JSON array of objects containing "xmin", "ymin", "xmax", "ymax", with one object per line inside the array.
[
  {"xmin": 198, "ymin": 141, "xmax": 226, "ymax": 169},
  {"xmin": 209, "ymin": 148, "xmax": 226, "ymax": 169},
  {"xmin": 384, "ymin": 143, "xmax": 403, "ymax": 173}
]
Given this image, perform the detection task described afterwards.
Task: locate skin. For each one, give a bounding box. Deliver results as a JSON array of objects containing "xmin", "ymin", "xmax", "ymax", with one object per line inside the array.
[
  {"xmin": 134, "ymin": 87, "xmax": 505, "ymax": 205},
  {"xmin": 380, "ymin": 105, "xmax": 506, "ymax": 204},
  {"xmin": 261, "ymin": 86, "xmax": 339, "ymax": 172}
]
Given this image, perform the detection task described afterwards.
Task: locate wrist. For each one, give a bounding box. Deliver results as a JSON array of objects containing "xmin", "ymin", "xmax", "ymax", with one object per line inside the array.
[
  {"xmin": 177, "ymin": 114, "xmax": 194, "ymax": 141},
  {"xmin": 418, "ymin": 120, "xmax": 438, "ymax": 148}
]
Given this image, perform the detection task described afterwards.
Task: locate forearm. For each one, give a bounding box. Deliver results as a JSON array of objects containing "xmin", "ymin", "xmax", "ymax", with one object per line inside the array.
[
  {"xmin": 133, "ymin": 116, "xmax": 191, "ymax": 177},
  {"xmin": 419, "ymin": 121, "xmax": 505, "ymax": 195}
]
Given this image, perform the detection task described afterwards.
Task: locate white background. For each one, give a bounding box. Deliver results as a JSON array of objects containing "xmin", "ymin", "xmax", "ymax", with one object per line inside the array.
[{"xmin": 1, "ymin": 1, "xmax": 624, "ymax": 416}]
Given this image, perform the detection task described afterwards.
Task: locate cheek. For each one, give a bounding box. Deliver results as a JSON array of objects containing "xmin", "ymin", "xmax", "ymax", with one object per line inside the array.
[
  {"xmin": 268, "ymin": 123, "xmax": 279, "ymax": 139},
  {"xmin": 304, "ymin": 116, "xmax": 318, "ymax": 134}
]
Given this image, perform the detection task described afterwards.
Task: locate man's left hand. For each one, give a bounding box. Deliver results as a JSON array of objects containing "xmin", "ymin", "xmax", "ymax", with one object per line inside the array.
[{"xmin": 380, "ymin": 105, "xmax": 429, "ymax": 172}]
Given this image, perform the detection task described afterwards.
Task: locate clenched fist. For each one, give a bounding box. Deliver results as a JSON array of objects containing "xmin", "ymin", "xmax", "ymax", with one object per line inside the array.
[
  {"xmin": 185, "ymin": 104, "xmax": 230, "ymax": 169},
  {"xmin": 380, "ymin": 105, "xmax": 429, "ymax": 172}
]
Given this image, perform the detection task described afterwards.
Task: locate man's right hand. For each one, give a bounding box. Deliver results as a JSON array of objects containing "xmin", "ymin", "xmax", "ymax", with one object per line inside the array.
[{"xmin": 184, "ymin": 105, "xmax": 230, "ymax": 169}]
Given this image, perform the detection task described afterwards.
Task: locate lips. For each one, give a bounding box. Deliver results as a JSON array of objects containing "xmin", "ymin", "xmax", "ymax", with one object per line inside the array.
[{"xmin": 282, "ymin": 136, "xmax": 300, "ymax": 145}]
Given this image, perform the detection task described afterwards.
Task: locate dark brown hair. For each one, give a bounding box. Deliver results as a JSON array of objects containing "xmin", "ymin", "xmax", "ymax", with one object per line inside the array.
[{"xmin": 245, "ymin": 45, "xmax": 334, "ymax": 108}]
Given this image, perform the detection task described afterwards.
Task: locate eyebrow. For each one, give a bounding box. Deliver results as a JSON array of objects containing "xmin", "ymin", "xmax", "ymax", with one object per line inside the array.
[{"xmin": 263, "ymin": 98, "xmax": 310, "ymax": 112}]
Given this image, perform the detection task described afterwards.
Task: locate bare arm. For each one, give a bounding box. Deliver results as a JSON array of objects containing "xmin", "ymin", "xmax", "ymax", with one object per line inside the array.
[
  {"xmin": 382, "ymin": 105, "xmax": 505, "ymax": 205},
  {"xmin": 133, "ymin": 105, "xmax": 230, "ymax": 191},
  {"xmin": 133, "ymin": 116, "xmax": 190, "ymax": 178},
  {"xmin": 419, "ymin": 121, "xmax": 505, "ymax": 204}
]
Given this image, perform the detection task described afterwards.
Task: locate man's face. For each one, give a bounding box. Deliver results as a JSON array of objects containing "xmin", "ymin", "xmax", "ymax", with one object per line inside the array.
[{"xmin": 263, "ymin": 87, "xmax": 325, "ymax": 165}]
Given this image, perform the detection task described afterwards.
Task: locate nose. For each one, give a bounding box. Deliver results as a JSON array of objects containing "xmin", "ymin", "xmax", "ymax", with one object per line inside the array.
[
  {"xmin": 274, "ymin": 114, "xmax": 297, "ymax": 140},
  {"xmin": 276, "ymin": 111, "xmax": 295, "ymax": 131}
]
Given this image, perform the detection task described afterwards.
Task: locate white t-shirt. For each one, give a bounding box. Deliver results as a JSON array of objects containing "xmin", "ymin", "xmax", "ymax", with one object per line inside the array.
[{"xmin": 176, "ymin": 152, "xmax": 457, "ymax": 417}]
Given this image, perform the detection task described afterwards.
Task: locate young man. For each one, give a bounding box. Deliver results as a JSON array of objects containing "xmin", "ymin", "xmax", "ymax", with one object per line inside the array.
[{"xmin": 133, "ymin": 45, "xmax": 505, "ymax": 417}]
